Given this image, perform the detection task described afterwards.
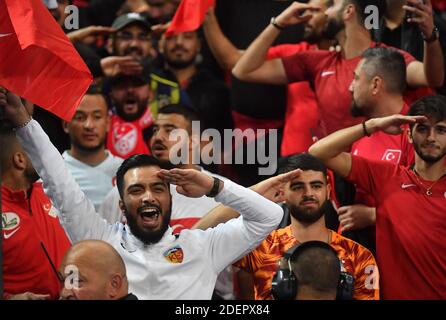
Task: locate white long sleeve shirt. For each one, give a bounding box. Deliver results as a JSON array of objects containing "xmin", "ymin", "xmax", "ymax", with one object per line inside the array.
[{"xmin": 17, "ymin": 120, "xmax": 283, "ymax": 300}]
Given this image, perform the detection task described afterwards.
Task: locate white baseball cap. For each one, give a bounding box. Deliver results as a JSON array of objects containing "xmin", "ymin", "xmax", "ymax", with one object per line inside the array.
[{"xmin": 42, "ymin": 0, "xmax": 58, "ymax": 9}]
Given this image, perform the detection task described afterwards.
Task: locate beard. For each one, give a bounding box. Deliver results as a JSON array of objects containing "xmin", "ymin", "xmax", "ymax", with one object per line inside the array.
[
  {"xmin": 323, "ymin": 15, "xmax": 345, "ymax": 40},
  {"xmin": 288, "ymin": 199, "xmax": 331, "ymax": 224},
  {"xmin": 125, "ymin": 202, "xmax": 172, "ymax": 245},
  {"xmin": 25, "ymin": 165, "xmax": 40, "ymax": 184},
  {"xmin": 165, "ymin": 49, "xmax": 196, "ymax": 70},
  {"xmin": 115, "ymin": 98, "xmax": 148, "ymax": 122},
  {"xmin": 350, "ymin": 99, "xmax": 365, "ymax": 117},
  {"xmin": 413, "ymin": 140, "xmax": 446, "ymax": 164},
  {"xmin": 303, "ymin": 28, "xmax": 322, "ymax": 44}
]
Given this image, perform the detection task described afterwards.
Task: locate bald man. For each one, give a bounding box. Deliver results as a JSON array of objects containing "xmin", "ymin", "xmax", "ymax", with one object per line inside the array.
[{"xmin": 59, "ymin": 240, "xmax": 137, "ymax": 300}]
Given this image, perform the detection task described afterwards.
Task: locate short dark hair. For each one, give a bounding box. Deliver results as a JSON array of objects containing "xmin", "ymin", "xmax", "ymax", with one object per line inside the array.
[
  {"xmin": 278, "ymin": 153, "xmax": 327, "ymax": 178},
  {"xmin": 290, "ymin": 241, "xmax": 341, "ymax": 294},
  {"xmin": 158, "ymin": 104, "xmax": 201, "ymax": 133},
  {"xmin": 86, "ymin": 84, "xmax": 104, "ymax": 96},
  {"xmin": 116, "ymin": 154, "xmax": 165, "ymax": 198},
  {"xmin": 362, "ymin": 47, "xmax": 407, "ymax": 94},
  {"xmin": 347, "ymin": 0, "xmax": 386, "ymax": 24},
  {"xmin": 408, "ymin": 95, "xmax": 446, "ymax": 130},
  {"xmin": 158, "ymin": 104, "xmax": 200, "ymax": 122}
]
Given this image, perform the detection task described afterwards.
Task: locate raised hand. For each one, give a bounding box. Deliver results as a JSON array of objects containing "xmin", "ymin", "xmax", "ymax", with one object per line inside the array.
[
  {"xmin": 67, "ymin": 26, "xmax": 115, "ymax": 44},
  {"xmin": 251, "ymin": 169, "xmax": 302, "ymax": 203},
  {"xmin": 274, "ymin": 2, "xmax": 322, "ymax": 28},
  {"xmin": 0, "ymin": 87, "xmax": 30, "ymax": 127},
  {"xmin": 367, "ymin": 114, "xmax": 427, "ymax": 135},
  {"xmin": 100, "ymin": 56, "xmax": 143, "ymax": 77},
  {"xmin": 158, "ymin": 169, "xmax": 220, "ymax": 198},
  {"xmin": 403, "ymin": 0, "xmax": 435, "ymax": 37}
]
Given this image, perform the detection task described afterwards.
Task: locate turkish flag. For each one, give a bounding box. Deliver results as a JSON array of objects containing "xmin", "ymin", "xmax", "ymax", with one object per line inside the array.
[
  {"xmin": 165, "ymin": 0, "xmax": 215, "ymax": 37},
  {"xmin": 0, "ymin": 0, "xmax": 92, "ymax": 121}
]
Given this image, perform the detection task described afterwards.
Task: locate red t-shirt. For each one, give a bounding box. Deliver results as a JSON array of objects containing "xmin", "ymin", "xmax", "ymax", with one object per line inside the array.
[
  {"xmin": 282, "ymin": 43, "xmax": 416, "ymax": 137},
  {"xmin": 2, "ymin": 183, "xmax": 72, "ymax": 299},
  {"xmin": 107, "ymin": 108, "xmax": 154, "ymax": 158},
  {"xmin": 267, "ymin": 42, "xmax": 320, "ymax": 156},
  {"xmin": 347, "ymin": 155, "xmax": 446, "ymax": 299},
  {"xmin": 351, "ymin": 103, "xmax": 414, "ymax": 206}
]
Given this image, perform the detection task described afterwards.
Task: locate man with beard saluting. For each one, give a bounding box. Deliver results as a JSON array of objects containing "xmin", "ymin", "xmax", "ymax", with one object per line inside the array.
[{"xmin": 196, "ymin": 154, "xmax": 380, "ymax": 300}]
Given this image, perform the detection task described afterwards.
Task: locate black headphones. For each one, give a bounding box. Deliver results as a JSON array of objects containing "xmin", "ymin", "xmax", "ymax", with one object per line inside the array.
[{"xmin": 271, "ymin": 241, "xmax": 355, "ymax": 300}]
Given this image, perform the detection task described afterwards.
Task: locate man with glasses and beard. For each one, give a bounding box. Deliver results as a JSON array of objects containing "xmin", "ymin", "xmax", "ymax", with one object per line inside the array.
[
  {"xmin": 233, "ymin": 154, "xmax": 379, "ymax": 300},
  {"xmin": 0, "ymin": 123, "xmax": 71, "ymax": 300},
  {"xmin": 309, "ymin": 95, "xmax": 446, "ymax": 299},
  {"xmin": 62, "ymin": 87, "xmax": 123, "ymax": 210}
]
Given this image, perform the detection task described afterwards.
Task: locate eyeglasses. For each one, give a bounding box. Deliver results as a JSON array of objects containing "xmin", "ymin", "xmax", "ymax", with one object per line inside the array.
[{"xmin": 115, "ymin": 33, "xmax": 152, "ymax": 42}]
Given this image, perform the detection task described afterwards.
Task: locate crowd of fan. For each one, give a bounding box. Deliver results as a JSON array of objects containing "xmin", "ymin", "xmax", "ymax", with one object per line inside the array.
[{"xmin": 1, "ymin": 0, "xmax": 446, "ymax": 300}]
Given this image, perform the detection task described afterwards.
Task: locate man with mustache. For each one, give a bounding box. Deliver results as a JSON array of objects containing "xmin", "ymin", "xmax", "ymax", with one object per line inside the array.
[
  {"xmin": 194, "ymin": 154, "xmax": 379, "ymax": 300},
  {"xmin": 337, "ymin": 47, "xmax": 417, "ymax": 252},
  {"xmin": 62, "ymin": 86, "xmax": 123, "ymax": 210},
  {"xmin": 309, "ymin": 95, "xmax": 446, "ymax": 299},
  {"xmin": 1, "ymin": 87, "xmax": 285, "ymax": 300},
  {"xmin": 233, "ymin": 0, "xmax": 444, "ymax": 138},
  {"xmin": 202, "ymin": 0, "xmax": 333, "ymax": 156},
  {"xmin": 106, "ymin": 72, "xmax": 155, "ymax": 158},
  {"xmin": 153, "ymin": 29, "xmax": 233, "ymax": 137}
]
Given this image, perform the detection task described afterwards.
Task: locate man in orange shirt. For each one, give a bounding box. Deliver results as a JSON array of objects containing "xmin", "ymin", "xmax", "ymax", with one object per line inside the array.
[{"xmin": 235, "ymin": 154, "xmax": 378, "ymax": 300}]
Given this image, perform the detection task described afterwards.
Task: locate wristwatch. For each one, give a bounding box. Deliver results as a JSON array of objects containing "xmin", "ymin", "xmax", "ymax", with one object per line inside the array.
[
  {"xmin": 206, "ymin": 177, "xmax": 222, "ymax": 198},
  {"xmin": 422, "ymin": 26, "xmax": 440, "ymax": 43}
]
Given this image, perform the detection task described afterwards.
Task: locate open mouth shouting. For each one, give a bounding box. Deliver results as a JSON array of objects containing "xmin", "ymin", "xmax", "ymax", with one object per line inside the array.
[{"xmin": 137, "ymin": 205, "xmax": 162, "ymax": 228}]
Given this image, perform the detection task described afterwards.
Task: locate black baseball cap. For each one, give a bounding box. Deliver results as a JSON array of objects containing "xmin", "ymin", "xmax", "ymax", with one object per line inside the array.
[{"xmin": 111, "ymin": 13, "xmax": 152, "ymax": 32}]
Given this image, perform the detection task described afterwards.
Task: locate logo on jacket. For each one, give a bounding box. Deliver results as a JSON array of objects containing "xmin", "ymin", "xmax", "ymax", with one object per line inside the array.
[
  {"xmin": 163, "ymin": 245, "xmax": 184, "ymax": 264},
  {"xmin": 2, "ymin": 212, "xmax": 21, "ymax": 239},
  {"xmin": 112, "ymin": 123, "xmax": 138, "ymax": 156},
  {"xmin": 382, "ymin": 149, "xmax": 402, "ymax": 164},
  {"xmin": 43, "ymin": 203, "xmax": 58, "ymax": 218}
]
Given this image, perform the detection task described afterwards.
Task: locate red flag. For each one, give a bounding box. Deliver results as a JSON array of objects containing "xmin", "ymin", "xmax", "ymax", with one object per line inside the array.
[
  {"xmin": 165, "ymin": 0, "xmax": 215, "ymax": 37},
  {"xmin": 0, "ymin": 0, "xmax": 92, "ymax": 121}
]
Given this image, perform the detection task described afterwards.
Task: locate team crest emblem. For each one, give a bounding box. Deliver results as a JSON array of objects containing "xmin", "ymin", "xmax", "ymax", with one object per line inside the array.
[
  {"xmin": 2, "ymin": 212, "xmax": 20, "ymax": 230},
  {"xmin": 163, "ymin": 245, "xmax": 184, "ymax": 264},
  {"xmin": 112, "ymin": 123, "xmax": 138, "ymax": 156}
]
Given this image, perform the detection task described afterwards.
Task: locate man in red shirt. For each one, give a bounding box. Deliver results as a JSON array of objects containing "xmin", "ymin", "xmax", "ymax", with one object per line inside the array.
[
  {"xmin": 337, "ymin": 47, "xmax": 416, "ymax": 253},
  {"xmin": 233, "ymin": 0, "xmax": 444, "ymax": 137},
  {"xmin": 309, "ymin": 95, "xmax": 446, "ymax": 299},
  {"xmin": 202, "ymin": 0, "xmax": 333, "ymax": 155},
  {"xmin": 0, "ymin": 124, "xmax": 71, "ymax": 300},
  {"xmin": 107, "ymin": 73, "xmax": 154, "ymax": 158}
]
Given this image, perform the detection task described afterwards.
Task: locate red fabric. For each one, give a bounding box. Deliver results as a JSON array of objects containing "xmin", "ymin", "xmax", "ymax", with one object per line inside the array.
[
  {"xmin": 267, "ymin": 42, "xmax": 319, "ymax": 156},
  {"xmin": 2, "ymin": 183, "xmax": 72, "ymax": 300},
  {"xmin": 107, "ymin": 108, "xmax": 154, "ymax": 158},
  {"xmin": 282, "ymin": 43, "xmax": 415, "ymax": 137},
  {"xmin": 0, "ymin": 0, "xmax": 92, "ymax": 121},
  {"xmin": 347, "ymin": 156, "xmax": 446, "ymax": 299},
  {"xmin": 432, "ymin": 0, "xmax": 446, "ymax": 10},
  {"xmin": 165, "ymin": 0, "xmax": 215, "ymax": 36}
]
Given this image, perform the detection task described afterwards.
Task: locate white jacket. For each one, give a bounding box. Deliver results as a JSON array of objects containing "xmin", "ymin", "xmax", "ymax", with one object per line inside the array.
[{"xmin": 17, "ymin": 120, "xmax": 283, "ymax": 300}]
